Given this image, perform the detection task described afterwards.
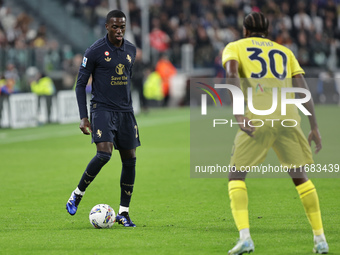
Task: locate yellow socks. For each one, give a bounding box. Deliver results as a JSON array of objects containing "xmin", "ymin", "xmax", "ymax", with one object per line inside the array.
[
  {"xmin": 296, "ymin": 180, "xmax": 324, "ymax": 236},
  {"xmin": 228, "ymin": 180, "xmax": 249, "ymax": 231},
  {"xmin": 228, "ymin": 179, "xmax": 324, "ymax": 242}
]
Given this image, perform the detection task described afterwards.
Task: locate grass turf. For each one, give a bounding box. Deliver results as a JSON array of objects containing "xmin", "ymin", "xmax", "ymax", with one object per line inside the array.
[{"xmin": 0, "ymin": 106, "xmax": 339, "ymax": 255}]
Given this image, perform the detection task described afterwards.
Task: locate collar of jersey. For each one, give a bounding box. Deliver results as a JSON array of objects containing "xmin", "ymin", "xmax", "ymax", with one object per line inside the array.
[
  {"xmin": 248, "ymin": 35, "xmax": 266, "ymax": 38},
  {"xmin": 105, "ymin": 34, "xmax": 125, "ymax": 51}
]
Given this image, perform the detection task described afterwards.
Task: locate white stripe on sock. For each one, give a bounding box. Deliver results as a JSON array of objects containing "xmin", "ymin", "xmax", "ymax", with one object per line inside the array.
[
  {"xmin": 240, "ymin": 228, "xmax": 251, "ymax": 240},
  {"xmin": 119, "ymin": 206, "xmax": 129, "ymax": 214},
  {"xmin": 75, "ymin": 187, "xmax": 85, "ymax": 196}
]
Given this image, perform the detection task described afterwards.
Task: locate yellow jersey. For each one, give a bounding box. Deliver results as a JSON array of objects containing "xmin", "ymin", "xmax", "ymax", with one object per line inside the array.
[{"xmin": 222, "ymin": 37, "xmax": 304, "ymax": 120}]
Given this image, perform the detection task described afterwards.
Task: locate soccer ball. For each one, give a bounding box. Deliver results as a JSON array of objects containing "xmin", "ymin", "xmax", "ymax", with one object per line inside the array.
[{"xmin": 89, "ymin": 204, "xmax": 115, "ymax": 228}]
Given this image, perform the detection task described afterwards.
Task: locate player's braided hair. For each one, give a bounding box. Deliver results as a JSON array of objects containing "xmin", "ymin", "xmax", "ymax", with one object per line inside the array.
[
  {"xmin": 106, "ymin": 10, "xmax": 126, "ymax": 24},
  {"xmin": 243, "ymin": 12, "xmax": 269, "ymax": 36}
]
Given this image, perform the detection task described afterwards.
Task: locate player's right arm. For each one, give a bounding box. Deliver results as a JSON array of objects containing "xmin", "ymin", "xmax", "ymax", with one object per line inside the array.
[
  {"xmin": 76, "ymin": 72, "xmax": 92, "ymax": 135},
  {"xmin": 293, "ymin": 74, "xmax": 322, "ymax": 153},
  {"xmin": 76, "ymin": 49, "xmax": 95, "ymax": 135},
  {"xmin": 225, "ymin": 59, "xmax": 255, "ymax": 137}
]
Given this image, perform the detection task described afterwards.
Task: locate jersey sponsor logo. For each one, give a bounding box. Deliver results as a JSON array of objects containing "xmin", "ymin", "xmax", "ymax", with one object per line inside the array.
[
  {"xmin": 255, "ymin": 83, "xmax": 272, "ymax": 93},
  {"xmin": 96, "ymin": 129, "xmax": 102, "ymax": 138},
  {"xmin": 115, "ymin": 63, "xmax": 125, "ymax": 75},
  {"xmin": 256, "ymin": 83, "xmax": 264, "ymax": 93},
  {"xmin": 111, "ymin": 75, "xmax": 128, "ymax": 85},
  {"xmin": 104, "ymin": 51, "xmax": 110, "ymax": 56},
  {"xmin": 82, "ymin": 57, "xmax": 87, "ymax": 67},
  {"xmin": 105, "ymin": 57, "xmax": 111, "ymax": 62},
  {"xmin": 126, "ymin": 54, "xmax": 132, "ymax": 63}
]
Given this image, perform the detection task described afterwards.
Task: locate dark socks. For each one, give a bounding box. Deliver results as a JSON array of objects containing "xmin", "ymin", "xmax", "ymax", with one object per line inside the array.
[
  {"xmin": 120, "ymin": 157, "xmax": 136, "ymax": 207},
  {"xmin": 78, "ymin": 151, "xmax": 111, "ymax": 191}
]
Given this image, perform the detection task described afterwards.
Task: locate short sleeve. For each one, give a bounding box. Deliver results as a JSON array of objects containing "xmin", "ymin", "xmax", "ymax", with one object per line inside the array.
[
  {"xmin": 130, "ymin": 46, "xmax": 137, "ymax": 78},
  {"xmin": 222, "ymin": 42, "xmax": 239, "ymax": 69},
  {"xmin": 289, "ymin": 50, "xmax": 305, "ymax": 76}
]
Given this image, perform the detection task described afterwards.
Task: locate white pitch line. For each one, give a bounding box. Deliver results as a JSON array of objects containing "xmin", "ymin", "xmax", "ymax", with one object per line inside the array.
[{"xmin": 0, "ymin": 129, "xmax": 80, "ymax": 144}]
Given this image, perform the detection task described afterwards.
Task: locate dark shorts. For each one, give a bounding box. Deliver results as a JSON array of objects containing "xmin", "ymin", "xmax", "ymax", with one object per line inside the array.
[{"xmin": 91, "ymin": 111, "xmax": 141, "ymax": 150}]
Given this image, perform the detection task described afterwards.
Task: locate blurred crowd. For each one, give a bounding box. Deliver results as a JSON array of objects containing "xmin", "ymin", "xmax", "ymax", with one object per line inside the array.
[
  {"xmin": 62, "ymin": 0, "xmax": 340, "ymax": 70},
  {"xmin": 0, "ymin": 0, "xmax": 340, "ymax": 96},
  {"xmin": 0, "ymin": 0, "xmax": 71, "ymax": 94}
]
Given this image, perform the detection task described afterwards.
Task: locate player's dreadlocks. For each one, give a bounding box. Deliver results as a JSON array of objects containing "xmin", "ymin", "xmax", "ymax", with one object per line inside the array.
[{"xmin": 243, "ymin": 12, "xmax": 269, "ymax": 37}]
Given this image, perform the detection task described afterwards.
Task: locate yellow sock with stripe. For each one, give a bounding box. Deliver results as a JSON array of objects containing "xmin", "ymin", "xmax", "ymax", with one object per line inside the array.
[
  {"xmin": 228, "ymin": 180, "xmax": 249, "ymax": 233},
  {"xmin": 296, "ymin": 180, "xmax": 324, "ymax": 236}
]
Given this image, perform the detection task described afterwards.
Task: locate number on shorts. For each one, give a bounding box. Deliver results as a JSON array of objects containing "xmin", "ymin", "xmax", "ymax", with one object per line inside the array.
[{"xmin": 134, "ymin": 125, "xmax": 138, "ymax": 138}]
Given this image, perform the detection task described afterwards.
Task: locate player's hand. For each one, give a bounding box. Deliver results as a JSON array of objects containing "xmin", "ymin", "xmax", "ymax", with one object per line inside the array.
[
  {"xmin": 308, "ymin": 128, "xmax": 322, "ymax": 154},
  {"xmin": 235, "ymin": 115, "xmax": 255, "ymax": 137},
  {"xmin": 79, "ymin": 118, "xmax": 92, "ymax": 135}
]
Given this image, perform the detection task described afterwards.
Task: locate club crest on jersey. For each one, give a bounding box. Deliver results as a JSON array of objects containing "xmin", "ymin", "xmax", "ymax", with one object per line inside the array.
[
  {"xmin": 82, "ymin": 57, "xmax": 87, "ymax": 67},
  {"xmin": 126, "ymin": 54, "xmax": 131, "ymax": 63},
  {"xmin": 115, "ymin": 64, "xmax": 125, "ymax": 75},
  {"xmin": 105, "ymin": 56, "xmax": 111, "ymax": 62}
]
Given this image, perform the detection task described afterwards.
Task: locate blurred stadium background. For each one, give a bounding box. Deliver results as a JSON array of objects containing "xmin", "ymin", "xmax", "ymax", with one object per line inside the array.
[
  {"xmin": 0, "ymin": 0, "xmax": 339, "ymax": 128},
  {"xmin": 1, "ymin": 2, "xmax": 339, "ymax": 254}
]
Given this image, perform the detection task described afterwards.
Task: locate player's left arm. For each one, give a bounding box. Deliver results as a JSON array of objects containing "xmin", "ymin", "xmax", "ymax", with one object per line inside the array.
[
  {"xmin": 130, "ymin": 47, "xmax": 137, "ymax": 79},
  {"xmin": 292, "ymin": 73, "xmax": 322, "ymax": 153}
]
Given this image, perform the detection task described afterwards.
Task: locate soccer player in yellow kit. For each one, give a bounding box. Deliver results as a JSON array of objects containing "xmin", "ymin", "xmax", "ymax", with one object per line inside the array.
[{"xmin": 222, "ymin": 12, "xmax": 328, "ymax": 254}]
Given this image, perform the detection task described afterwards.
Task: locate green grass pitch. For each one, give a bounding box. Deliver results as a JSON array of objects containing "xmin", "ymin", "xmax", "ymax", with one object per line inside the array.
[{"xmin": 0, "ymin": 106, "xmax": 339, "ymax": 255}]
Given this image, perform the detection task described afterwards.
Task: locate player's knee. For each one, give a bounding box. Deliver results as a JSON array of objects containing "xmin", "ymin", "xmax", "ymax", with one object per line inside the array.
[
  {"xmin": 96, "ymin": 151, "xmax": 112, "ymax": 163},
  {"xmin": 120, "ymin": 149, "xmax": 136, "ymax": 160},
  {"xmin": 122, "ymin": 157, "xmax": 136, "ymax": 167}
]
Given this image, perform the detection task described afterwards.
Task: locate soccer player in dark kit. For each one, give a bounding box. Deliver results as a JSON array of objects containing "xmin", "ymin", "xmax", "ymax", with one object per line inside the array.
[{"xmin": 66, "ymin": 10, "xmax": 139, "ymax": 227}]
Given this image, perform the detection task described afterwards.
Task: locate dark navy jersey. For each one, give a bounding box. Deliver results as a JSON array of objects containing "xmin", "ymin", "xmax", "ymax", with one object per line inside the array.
[{"xmin": 76, "ymin": 34, "xmax": 136, "ymax": 119}]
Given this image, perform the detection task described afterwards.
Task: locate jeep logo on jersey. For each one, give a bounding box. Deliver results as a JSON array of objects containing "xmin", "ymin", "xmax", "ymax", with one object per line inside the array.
[{"xmin": 115, "ymin": 64, "xmax": 125, "ymax": 75}]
